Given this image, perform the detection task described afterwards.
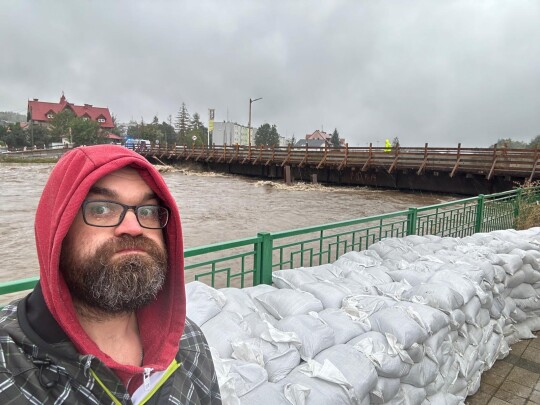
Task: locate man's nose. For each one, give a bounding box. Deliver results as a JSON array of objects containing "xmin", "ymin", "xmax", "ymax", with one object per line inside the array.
[{"xmin": 114, "ymin": 209, "xmax": 143, "ymax": 237}]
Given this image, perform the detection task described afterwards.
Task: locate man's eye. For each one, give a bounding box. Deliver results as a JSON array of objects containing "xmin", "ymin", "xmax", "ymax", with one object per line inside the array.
[
  {"xmin": 89, "ymin": 204, "xmax": 112, "ymax": 216},
  {"xmin": 139, "ymin": 206, "xmax": 158, "ymax": 218}
]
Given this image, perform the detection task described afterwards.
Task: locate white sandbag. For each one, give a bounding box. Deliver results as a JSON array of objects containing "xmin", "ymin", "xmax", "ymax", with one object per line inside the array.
[
  {"xmin": 299, "ymin": 281, "xmax": 351, "ymax": 309},
  {"xmin": 509, "ymin": 283, "xmax": 538, "ymax": 299},
  {"xmin": 306, "ymin": 263, "xmax": 345, "ymax": 280},
  {"xmin": 457, "ymin": 345, "xmax": 483, "ymax": 380},
  {"xmin": 283, "ymin": 362, "xmax": 357, "ymax": 405},
  {"xmin": 394, "ymin": 301, "xmax": 450, "ymax": 335},
  {"xmin": 342, "ymin": 295, "xmax": 396, "ymax": 321},
  {"xmin": 464, "ymin": 323, "xmax": 484, "ymax": 346},
  {"xmin": 318, "ymin": 308, "xmax": 370, "ymax": 344},
  {"xmin": 521, "ymin": 263, "xmax": 540, "ymax": 283},
  {"xmin": 202, "ymin": 311, "xmax": 251, "ymax": 359},
  {"xmin": 467, "ymin": 370, "xmax": 482, "ymax": 397},
  {"xmin": 424, "ymin": 372, "xmax": 445, "ymax": 396},
  {"xmin": 277, "ymin": 313, "xmax": 335, "ymax": 360},
  {"xmin": 423, "ymin": 326, "xmax": 451, "ymax": 362},
  {"xmin": 339, "ymin": 250, "xmax": 382, "ymax": 267},
  {"xmin": 331, "ymin": 278, "xmax": 379, "ymax": 296},
  {"xmin": 524, "ymin": 316, "xmax": 540, "ymax": 332},
  {"xmin": 403, "ymin": 235, "xmax": 433, "ymax": 246},
  {"xmin": 314, "ymin": 344, "xmax": 378, "ymax": 400},
  {"xmin": 211, "ymin": 349, "xmax": 242, "ymax": 405},
  {"xmin": 492, "ymin": 265, "xmax": 507, "ymax": 283},
  {"xmin": 220, "ymin": 288, "xmax": 259, "ymax": 317},
  {"xmin": 505, "ymin": 269, "xmax": 528, "ymax": 289},
  {"xmin": 523, "ymin": 250, "xmax": 540, "ymax": 270},
  {"xmin": 336, "ymin": 257, "xmax": 392, "ymax": 284},
  {"xmin": 272, "ymin": 269, "xmax": 318, "ymax": 289},
  {"xmin": 402, "ymin": 283, "xmax": 464, "ymax": 313},
  {"xmin": 406, "ymin": 342, "xmax": 426, "ymax": 364},
  {"xmin": 387, "ymin": 270, "xmax": 432, "ymax": 286},
  {"xmin": 255, "ymin": 289, "xmax": 323, "ymax": 319},
  {"xmin": 400, "ymin": 355, "xmax": 439, "ymax": 388},
  {"xmin": 514, "ymin": 296, "xmax": 540, "ymax": 311},
  {"xmin": 448, "ymin": 309, "xmax": 466, "ymax": 330},
  {"xmin": 489, "ymin": 295, "xmax": 505, "ymax": 319},
  {"xmin": 238, "ymin": 382, "xmax": 293, "ymax": 405},
  {"xmin": 394, "ymin": 383, "xmax": 427, "ymax": 405},
  {"xmin": 369, "ymin": 376, "xmax": 400, "ymax": 404},
  {"xmin": 452, "ymin": 334, "xmax": 469, "ymax": 354},
  {"xmin": 428, "ymin": 270, "xmax": 476, "ymax": 304},
  {"xmin": 483, "ymin": 331, "xmax": 503, "ymax": 368},
  {"xmin": 462, "ymin": 296, "xmax": 481, "ymax": 325},
  {"xmin": 368, "ymin": 306, "xmax": 429, "ymax": 348},
  {"xmin": 375, "ymin": 282, "xmax": 412, "ymax": 300},
  {"xmin": 369, "ymin": 238, "xmax": 411, "ymax": 258},
  {"xmin": 231, "ymin": 337, "xmax": 301, "ymax": 383},
  {"xmin": 498, "ymin": 253, "xmax": 524, "ymax": 275},
  {"xmin": 350, "ymin": 331, "xmax": 413, "ymax": 378},
  {"xmin": 424, "ymin": 392, "xmax": 464, "ymax": 405},
  {"xmin": 222, "ymin": 359, "xmax": 268, "ymax": 397},
  {"xmin": 243, "ymin": 284, "xmax": 277, "ymax": 299},
  {"xmin": 185, "ymin": 281, "xmax": 226, "ymax": 326}
]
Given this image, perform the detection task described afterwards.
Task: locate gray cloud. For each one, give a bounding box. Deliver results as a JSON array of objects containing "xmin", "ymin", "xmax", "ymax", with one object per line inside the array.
[{"xmin": 1, "ymin": 0, "xmax": 539, "ymax": 147}]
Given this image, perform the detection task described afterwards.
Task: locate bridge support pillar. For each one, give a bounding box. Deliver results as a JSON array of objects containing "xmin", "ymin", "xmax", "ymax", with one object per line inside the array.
[
  {"xmin": 284, "ymin": 165, "xmax": 293, "ymax": 185},
  {"xmin": 311, "ymin": 174, "xmax": 318, "ymax": 184}
]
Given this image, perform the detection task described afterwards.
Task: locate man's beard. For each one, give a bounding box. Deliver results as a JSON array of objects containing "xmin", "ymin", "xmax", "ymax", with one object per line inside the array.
[{"xmin": 60, "ymin": 235, "xmax": 168, "ymax": 314}]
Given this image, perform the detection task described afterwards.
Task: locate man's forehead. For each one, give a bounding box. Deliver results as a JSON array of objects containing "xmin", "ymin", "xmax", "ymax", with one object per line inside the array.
[{"xmin": 89, "ymin": 167, "xmax": 154, "ymax": 195}]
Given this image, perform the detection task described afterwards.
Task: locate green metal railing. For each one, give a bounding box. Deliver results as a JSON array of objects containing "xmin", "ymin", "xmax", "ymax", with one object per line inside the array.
[{"xmin": 1, "ymin": 187, "xmax": 539, "ymax": 299}]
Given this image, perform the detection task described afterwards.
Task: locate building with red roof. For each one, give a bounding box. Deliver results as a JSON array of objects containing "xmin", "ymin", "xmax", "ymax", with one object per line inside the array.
[{"xmin": 27, "ymin": 93, "xmax": 115, "ymax": 129}]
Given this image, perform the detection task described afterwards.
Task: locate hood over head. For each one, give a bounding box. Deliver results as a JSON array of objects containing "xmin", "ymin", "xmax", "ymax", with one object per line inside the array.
[{"xmin": 35, "ymin": 145, "xmax": 185, "ymax": 380}]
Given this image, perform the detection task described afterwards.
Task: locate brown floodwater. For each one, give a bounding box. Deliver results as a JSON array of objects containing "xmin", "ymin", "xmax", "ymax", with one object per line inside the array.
[{"xmin": 0, "ymin": 163, "xmax": 454, "ymax": 284}]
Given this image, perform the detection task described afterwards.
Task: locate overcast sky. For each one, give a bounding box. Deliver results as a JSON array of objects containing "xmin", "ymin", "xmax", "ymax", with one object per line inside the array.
[{"xmin": 1, "ymin": 1, "xmax": 539, "ymax": 147}]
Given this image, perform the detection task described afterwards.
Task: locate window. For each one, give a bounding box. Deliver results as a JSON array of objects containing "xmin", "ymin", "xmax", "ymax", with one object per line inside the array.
[
  {"xmin": 47, "ymin": 113, "xmax": 54, "ymax": 119},
  {"xmin": 82, "ymin": 117, "xmax": 89, "ymax": 121},
  {"xmin": 97, "ymin": 118, "xmax": 105, "ymax": 123}
]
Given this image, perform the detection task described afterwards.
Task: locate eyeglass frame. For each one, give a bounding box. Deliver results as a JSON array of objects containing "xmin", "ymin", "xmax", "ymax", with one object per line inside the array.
[{"xmin": 81, "ymin": 199, "xmax": 170, "ymax": 229}]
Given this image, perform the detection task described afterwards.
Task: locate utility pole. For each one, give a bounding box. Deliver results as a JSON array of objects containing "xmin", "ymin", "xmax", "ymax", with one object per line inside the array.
[{"xmin": 248, "ymin": 97, "xmax": 262, "ymax": 146}]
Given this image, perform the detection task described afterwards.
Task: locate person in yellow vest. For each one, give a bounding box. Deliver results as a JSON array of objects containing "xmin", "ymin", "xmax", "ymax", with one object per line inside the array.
[{"xmin": 384, "ymin": 139, "xmax": 392, "ymax": 152}]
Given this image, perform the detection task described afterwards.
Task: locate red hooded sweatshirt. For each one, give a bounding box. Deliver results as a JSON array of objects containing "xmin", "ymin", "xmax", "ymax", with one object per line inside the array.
[{"xmin": 34, "ymin": 145, "xmax": 185, "ymax": 392}]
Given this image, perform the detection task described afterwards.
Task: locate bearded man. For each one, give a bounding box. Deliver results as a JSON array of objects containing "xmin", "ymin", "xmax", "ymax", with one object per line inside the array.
[{"xmin": 0, "ymin": 145, "xmax": 221, "ymax": 404}]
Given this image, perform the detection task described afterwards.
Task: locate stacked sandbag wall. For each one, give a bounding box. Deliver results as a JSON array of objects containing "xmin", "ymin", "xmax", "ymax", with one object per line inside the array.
[{"xmin": 186, "ymin": 227, "xmax": 540, "ymax": 405}]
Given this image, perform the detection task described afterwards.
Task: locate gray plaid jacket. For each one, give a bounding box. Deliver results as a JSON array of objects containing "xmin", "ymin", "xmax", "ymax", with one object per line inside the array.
[{"xmin": 0, "ymin": 289, "xmax": 221, "ymax": 405}]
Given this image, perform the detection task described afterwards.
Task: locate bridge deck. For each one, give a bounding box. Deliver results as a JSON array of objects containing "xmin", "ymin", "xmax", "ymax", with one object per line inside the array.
[{"xmin": 140, "ymin": 143, "xmax": 540, "ymax": 182}]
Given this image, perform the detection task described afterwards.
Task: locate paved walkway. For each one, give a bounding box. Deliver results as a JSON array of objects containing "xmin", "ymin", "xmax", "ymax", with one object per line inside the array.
[{"xmin": 467, "ymin": 332, "xmax": 540, "ymax": 404}]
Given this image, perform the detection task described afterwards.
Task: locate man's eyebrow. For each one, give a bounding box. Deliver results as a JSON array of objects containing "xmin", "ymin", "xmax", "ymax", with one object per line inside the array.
[
  {"xmin": 88, "ymin": 186, "xmax": 118, "ymax": 199},
  {"xmin": 87, "ymin": 186, "xmax": 158, "ymax": 202}
]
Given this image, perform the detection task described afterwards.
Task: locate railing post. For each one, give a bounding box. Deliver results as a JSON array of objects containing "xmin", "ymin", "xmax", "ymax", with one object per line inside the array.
[
  {"xmin": 258, "ymin": 232, "xmax": 273, "ymax": 285},
  {"xmin": 514, "ymin": 188, "xmax": 523, "ymax": 221},
  {"xmin": 475, "ymin": 194, "xmax": 485, "ymax": 232},
  {"xmin": 407, "ymin": 207, "xmax": 418, "ymax": 235}
]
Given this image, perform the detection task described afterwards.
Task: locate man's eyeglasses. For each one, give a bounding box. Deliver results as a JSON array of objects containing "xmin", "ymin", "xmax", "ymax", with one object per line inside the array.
[{"xmin": 82, "ymin": 200, "xmax": 169, "ymax": 229}]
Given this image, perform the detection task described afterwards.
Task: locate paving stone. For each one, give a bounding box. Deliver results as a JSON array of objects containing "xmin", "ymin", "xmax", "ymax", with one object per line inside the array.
[
  {"xmin": 523, "ymin": 347, "xmax": 540, "ymax": 364},
  {"xmin": 507, "ymin": 366, "xmax": 540, "ymax": 388},
  {"xmin": 493, "ymin": 388, "xmax": 527, "ymax": 404},
  {"xmin": 488, "ymin": 397, "xmax": 515, "ymax": 405},
  {"xmin": 479, "ymin": 381, "xmax": 500, "ymax": 396},
  {"xmin": 498, "ymin": 381, "xmax": 533, "ymax": 399},
  {"xmin": 513, "ymin": 341, "xmax": 532, "ymax": 356},
  {"xmin": 467, "ymin": 391, "xmax": 492, "ymax": 405},
  {"xmin": 490, "ymin": 361, "xmax": 515, "ymax": 378},
  {"xmin": 528, "ymin": 390, "xmax": 540, "ymax": 404},
  {"xmin": 483, "ymin": 371, "xmax": 509, "ymax": 387}
]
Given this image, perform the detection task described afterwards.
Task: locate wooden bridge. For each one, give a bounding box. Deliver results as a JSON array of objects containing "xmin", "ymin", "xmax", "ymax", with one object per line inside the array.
[
  {"xmin": 3, "ymin": 143, "xmax": 538, "ymax": 195},
  {"xmin": 137, "ymin": 143, "xmax": 539, "ymax": 196}
]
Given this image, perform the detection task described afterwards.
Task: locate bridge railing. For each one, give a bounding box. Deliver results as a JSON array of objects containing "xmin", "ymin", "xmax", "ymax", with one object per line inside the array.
[
  {"xmin": 2, "ymin": 186, "xmax": 539, "ymax": 300},
  {"xmin": 142, "ymin": 143, "xmax": 540, "ymax": 180}
]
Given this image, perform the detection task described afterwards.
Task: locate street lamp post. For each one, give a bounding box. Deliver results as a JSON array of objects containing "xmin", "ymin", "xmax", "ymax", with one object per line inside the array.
[{"xmin": 248, "ymin": 97, "xmax": 262, "ymax": 146}]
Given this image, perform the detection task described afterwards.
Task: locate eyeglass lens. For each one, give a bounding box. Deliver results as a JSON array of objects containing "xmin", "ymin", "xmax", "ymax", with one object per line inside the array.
[{"xmin": 83, "ymin": 201, "xmax": 168, "ymax": 228}]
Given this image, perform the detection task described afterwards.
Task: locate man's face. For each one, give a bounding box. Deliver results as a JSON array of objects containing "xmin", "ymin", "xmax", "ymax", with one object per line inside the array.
[{"xmin": 60, "ymin": 167, "xmax": 168, "ymax": 314}]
